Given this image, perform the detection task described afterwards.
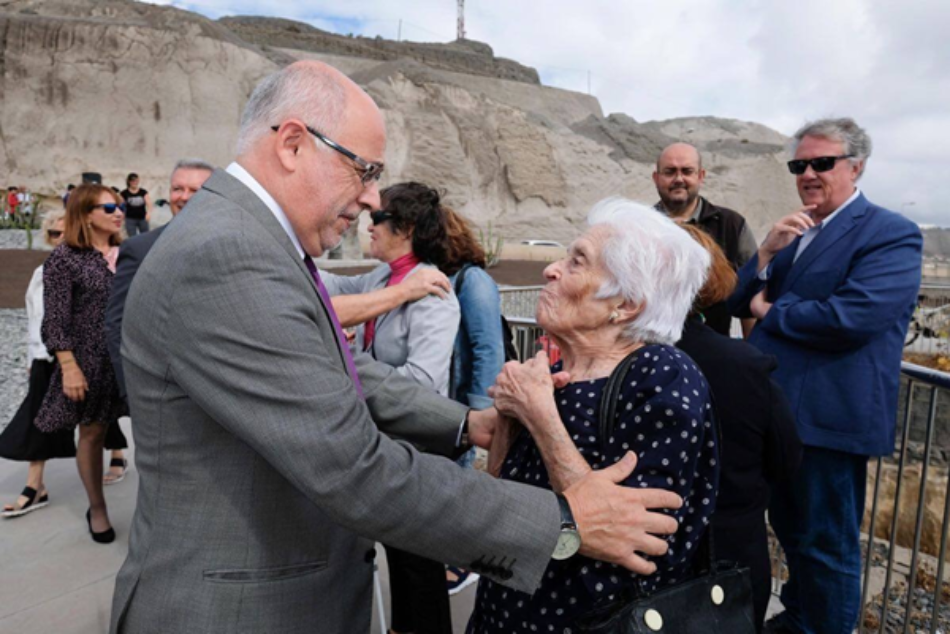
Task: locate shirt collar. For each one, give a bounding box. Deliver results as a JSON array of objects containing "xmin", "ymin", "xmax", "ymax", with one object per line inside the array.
[
  {"xmin": 654, "ymin": 197, "xmax": 705, "ymax": 224},
  {"xmin": 815, "ymin": 188, "xmax": 861, "ymax": 229},
  {"xmin": 226, "ymin": 161, "xmax": 305, "ymax": 260}
]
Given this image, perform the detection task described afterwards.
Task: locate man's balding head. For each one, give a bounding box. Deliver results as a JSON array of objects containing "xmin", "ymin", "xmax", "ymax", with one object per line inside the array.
[
  {"xmin": 653, "ymin": 143, "xmax": 706, "ymax": 217},
  {"xmin": 236, "ymin": 61, "xmax": 386, "ymax": 258}
]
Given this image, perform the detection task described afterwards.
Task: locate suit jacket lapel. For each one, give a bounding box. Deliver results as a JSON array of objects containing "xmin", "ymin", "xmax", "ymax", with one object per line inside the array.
[
  {"xmin": 767, "ymin": 237, "xmax": 800, "ymax": 302},
  {"xmin": 200, "ymin": 169, "xmax": 348, "ymax": 364},
  {"xmin": 781, "ymin": 194, "xmax": 867, "ymax": 291}
]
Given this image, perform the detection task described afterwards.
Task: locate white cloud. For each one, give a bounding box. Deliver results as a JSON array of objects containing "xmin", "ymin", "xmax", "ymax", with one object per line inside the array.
[{"xmin": 154, "ymin": 0, "xmax": 949, "ymax": 226}]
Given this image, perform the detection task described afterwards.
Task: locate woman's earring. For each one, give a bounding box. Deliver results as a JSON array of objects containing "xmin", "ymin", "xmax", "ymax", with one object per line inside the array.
[{"xmin": 609, "ymin": 311, "xmax": 619, "ymax": 323}]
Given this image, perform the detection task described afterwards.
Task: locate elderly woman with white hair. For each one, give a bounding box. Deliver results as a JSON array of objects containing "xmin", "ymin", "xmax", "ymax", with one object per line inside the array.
[{"xmin": 468, "ymin": 198, "xmax": 719, "ymax": 633}]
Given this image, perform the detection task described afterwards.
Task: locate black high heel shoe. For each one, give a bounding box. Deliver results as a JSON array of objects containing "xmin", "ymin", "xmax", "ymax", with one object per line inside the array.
[{"xmin": 86, "ymin": 509, "xmax": 116, "ymax": 544}]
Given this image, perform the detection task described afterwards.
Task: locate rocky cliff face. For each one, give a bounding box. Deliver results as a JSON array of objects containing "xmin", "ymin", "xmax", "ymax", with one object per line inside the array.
[{"xmin": 0, "ymin": 0, "xmax": 801, "ymax": 248}]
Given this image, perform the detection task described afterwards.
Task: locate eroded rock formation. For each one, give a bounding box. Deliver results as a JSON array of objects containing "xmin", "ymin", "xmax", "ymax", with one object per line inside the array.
[{"xmin": 0, "ymin": 0, "xmax": 801, "ymax": 247}]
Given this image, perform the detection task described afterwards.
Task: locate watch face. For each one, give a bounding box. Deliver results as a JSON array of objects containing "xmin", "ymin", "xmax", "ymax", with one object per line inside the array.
[{"xmin": 552, "ymin": 530, "xmax": 581, "ymax": 560}]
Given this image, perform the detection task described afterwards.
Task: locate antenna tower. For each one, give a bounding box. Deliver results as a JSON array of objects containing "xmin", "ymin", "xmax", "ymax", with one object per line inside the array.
[{"xmin": 457, "ymin": 0, "xmax": 465, "ymax": 40}]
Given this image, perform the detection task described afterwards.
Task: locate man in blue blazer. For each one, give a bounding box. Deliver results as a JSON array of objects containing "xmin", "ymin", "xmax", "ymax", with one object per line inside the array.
[{"xmin": 729, "ymin": 118, "xmax": 922, "ymax": 634}]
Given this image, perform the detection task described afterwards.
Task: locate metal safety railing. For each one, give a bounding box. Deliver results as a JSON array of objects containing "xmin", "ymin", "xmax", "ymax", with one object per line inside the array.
[
  {"xmin": 505, "ymin": 316, "xmax": 545, "ymax": 362},
  {"xmin": 855, "ymin": 362, "xmax": 950, "ymax": 633},
  {"xmin": 498, "ymin": 286, "xmax": 544, "ymax": 321}
]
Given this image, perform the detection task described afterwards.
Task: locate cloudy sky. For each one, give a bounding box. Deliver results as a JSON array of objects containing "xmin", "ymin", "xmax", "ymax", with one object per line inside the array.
[{"xmin": 152, "ymin": 0, "xmax": 948, "ymax": 227}]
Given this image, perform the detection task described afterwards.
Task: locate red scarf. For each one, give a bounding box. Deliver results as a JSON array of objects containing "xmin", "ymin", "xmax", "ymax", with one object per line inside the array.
[{"xmin": 363, "ymin": 252, "xmax": 420, "ymax": 351}]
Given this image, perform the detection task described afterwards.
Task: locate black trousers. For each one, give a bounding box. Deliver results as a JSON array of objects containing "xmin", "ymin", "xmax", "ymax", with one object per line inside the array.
[{"xmin": 386, "ymin": 545, "xmax": 452, "ymax": 634}]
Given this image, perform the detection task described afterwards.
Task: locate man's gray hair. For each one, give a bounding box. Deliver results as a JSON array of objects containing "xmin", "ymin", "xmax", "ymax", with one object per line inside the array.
[
  {"xmin": 791, "ymin": 117, "xmax": 872, "ymax": 178},
  {"xmin": 236, "ymin": 64, "xmax": 347, "ymax": 156},
  {"xmin": 589, "ymin": 198, "xmax": 710, "ymax": 345},
  {"xmin": 172, "ymin": 158, "xmax": 214, "ymax": 174}
]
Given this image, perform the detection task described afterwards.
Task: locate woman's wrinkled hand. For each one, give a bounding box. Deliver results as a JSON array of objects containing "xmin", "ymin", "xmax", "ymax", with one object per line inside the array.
[
  {"xmin": 488, "ymin": 351, "xmax": 569, "ymax": 433},
  {"xmin": 62, "ymin": 364, "xmax": 88, "ymax": 402}
]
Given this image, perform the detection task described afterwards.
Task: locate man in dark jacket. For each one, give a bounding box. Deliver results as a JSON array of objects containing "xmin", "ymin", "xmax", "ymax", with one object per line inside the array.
[
  {"xmin": 654, "ymin": 143, "xmax": 757, "ymax": 336},
  {"xmin": 105, "ymin": 158, "xmax": 214, "ymax": 398}
]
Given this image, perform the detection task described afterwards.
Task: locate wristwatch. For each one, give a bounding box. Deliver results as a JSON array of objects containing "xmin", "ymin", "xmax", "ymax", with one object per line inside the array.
[{"xmin": 552, "ymin": 494, "xmax": 581, "ymax": 560}]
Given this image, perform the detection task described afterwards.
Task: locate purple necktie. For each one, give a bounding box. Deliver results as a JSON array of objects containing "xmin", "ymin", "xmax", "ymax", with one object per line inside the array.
[{"xmin": 303, "ymin": 256, "xmax": 364, "ymax": 400}]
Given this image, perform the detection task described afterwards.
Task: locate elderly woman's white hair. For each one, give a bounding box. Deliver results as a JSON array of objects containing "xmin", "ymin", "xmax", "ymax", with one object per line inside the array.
[{"xmin": 590, "ymin": 198, "xmax": 710, "ymax": 345}]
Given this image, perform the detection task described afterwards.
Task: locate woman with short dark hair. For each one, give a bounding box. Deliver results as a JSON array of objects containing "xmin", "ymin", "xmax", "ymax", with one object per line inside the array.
[{"xmin": 322, "ymin": 181, "xmax": 460, "ymax": 633}]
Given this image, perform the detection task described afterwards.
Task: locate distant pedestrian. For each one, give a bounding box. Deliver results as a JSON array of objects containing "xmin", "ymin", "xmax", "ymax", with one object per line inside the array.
[
  {"xmin": 120, "ymin": 173, "xmax": 151, "ymax": 236},
  {"xmin": 63, "ymin": 184, "xmax": 75, "ymax": 208},
  {"xmin": 6, "ymin": 186, "xmax": 18, "ymax": 219}
]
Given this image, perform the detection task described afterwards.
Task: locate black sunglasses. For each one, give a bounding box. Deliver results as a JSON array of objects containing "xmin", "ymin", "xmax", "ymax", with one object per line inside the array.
[
  {"xmin": 47, "ymin": 229, "xmax": 63, "ymax": 238},
  {"xmin": 93, "ymin": 203, "xmax": 122, "ymax": 214},
  {"xmin": 370, "ymin": 210, "xmax": 394, "ymax": 225},
  {"xmin": 787, "ymin": 155, "xmax": 853, "ymax": 175},
  {"xmin": 270, "ymin": 124, "xmax": 385, "ymax": 186}
]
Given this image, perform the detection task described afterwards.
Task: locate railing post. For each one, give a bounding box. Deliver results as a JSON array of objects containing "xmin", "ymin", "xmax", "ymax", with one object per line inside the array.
[
  {"xmin": 860, "ymin": 456, "xmax": 885, "ymax": 634},
  {"xmin": 902, "ymin": 386, "xmax": 939, "ymax": 634},
  {"xmin": 879, "ymin": 382, "xmax": 917, "ymax": 631}
]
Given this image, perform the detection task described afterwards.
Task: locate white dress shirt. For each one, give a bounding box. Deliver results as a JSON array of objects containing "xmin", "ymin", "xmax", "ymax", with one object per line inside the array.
[{"xmin": 226, "ymin": 162, "xmax": 305, "ymax": 259}]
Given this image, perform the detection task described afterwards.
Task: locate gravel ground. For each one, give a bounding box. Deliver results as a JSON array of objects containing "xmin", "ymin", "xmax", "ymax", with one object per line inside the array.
[
  {"xmin": 0, "ymin": 308, "xmax": 29, "ymax": 430},
  {"xmin": 0, "ymin": 229, "xmax": 43, "ymax": 250}
]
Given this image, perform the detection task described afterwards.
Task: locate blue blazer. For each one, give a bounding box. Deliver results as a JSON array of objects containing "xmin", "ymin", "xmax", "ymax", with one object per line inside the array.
[{"xmin": 728, "ymin": 193, "xmax": 922, "ymax": 456}]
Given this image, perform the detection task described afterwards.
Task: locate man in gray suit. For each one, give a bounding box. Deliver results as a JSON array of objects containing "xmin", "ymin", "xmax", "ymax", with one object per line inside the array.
[{"xmin": 110, "ymin": 61, "xmax": 681, "ymax": 633}]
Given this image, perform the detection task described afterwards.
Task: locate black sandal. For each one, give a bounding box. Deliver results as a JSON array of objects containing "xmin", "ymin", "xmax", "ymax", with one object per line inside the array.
[
  {"xmin": 104, "ymin": 457, "xmax": 128, "ymax": 485},
  {"xmin": 2, "ymin": 486, "xmax": 49, "ymax": 519}
]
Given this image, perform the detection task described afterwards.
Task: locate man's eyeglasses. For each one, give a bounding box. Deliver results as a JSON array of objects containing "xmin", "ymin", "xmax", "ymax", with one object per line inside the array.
[
  {"xmin": 370, "ymin": 210, "xmax": 394, "ymax": 225},
  {"xmin": 93, "ymin": 203, "xmax": 122, "ymax": 214},
  {"xmin": 47, "ymin": 230, "xmax": 63, "ymax": 238},
  {"xmin": 787, "ymin": 155, "xmax": 853, "ymax": 175},
  {"xmin": 270, "ymin": 124, "xmax": 385, "ymax": 186}
]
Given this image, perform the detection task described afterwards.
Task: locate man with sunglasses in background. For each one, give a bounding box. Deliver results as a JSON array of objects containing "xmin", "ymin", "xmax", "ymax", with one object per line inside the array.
[
  {"xmin": 729, "ymin": 118, "xmax": 922, "ymax": 634},
  {"xmin": 110, "ymin": 60, "xmax": 684, "ymax": 634}
]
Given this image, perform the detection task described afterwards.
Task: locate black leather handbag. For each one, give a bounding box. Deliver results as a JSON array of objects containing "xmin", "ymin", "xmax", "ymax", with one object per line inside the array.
[{"xmin": 579, "ymin": 351, "xmax": 757, "ymax": 634}]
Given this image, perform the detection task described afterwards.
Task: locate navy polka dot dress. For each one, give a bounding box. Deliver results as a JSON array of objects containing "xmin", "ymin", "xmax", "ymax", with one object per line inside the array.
[{"xmin": 468, "ymin": 344, "xmax": 719, "ymax": 634}]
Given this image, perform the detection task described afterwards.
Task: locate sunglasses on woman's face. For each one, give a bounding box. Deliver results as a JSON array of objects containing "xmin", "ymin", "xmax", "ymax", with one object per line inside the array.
[
  {"xmin": 370, "ymin": 210, "xmax": 394, "ymax": 225},
  {"xmin": 47, "ymin": 230, "xmax": 63, "ymax": 238},
  {"xmin": 93, "ymin": 203, "xmax": 122, "ymax": 214}
]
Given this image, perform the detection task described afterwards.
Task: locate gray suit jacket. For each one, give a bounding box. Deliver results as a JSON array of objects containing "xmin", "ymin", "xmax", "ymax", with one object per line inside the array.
[
  {"xmin": 322, "ymin": 263, "xmax": 460, "ymax": 396},
  {"xmin": 109, "ymin": 170, "xmax": 560, "ymax": 634}
]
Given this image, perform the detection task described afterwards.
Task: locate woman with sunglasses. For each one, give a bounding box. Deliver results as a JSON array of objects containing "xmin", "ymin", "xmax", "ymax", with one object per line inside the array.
[
  {"xmin": 322, "ymin": 182, "xmax": 460, "ymax": 634},
  {"xmin": 33, "ymin": 184, "xmax": 127, "ymax": 543}
]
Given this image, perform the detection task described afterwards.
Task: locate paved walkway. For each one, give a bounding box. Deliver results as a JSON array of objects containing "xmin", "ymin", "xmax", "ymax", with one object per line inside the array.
[
  {"xmin": 0, "ymin": 418, "xmax": 783, "ymax": 634},
  {"xmin": 0, "ymin": 417, "xmax": 477, "ymax": 634}
]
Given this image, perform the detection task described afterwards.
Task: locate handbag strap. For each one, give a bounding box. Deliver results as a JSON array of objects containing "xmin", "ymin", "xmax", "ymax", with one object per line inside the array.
[{"xmin": 595, "ymin": 347, "xmax": 722, "ymax": 575}]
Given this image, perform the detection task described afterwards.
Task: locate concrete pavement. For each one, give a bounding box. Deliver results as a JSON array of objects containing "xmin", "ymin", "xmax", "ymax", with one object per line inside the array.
[{"xmin": 0, "ymin": 417, "xmax": 478, "ymax": 634}]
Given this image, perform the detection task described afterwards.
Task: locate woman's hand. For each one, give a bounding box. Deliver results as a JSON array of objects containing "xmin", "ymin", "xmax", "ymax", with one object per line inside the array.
[
  {"xmin": 488, "ymin": 351, "xmax": 569, "ymax": 433},
  {"xmin": 61, "ymin": 363, "xmax": 88, "ymax": 402}
]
